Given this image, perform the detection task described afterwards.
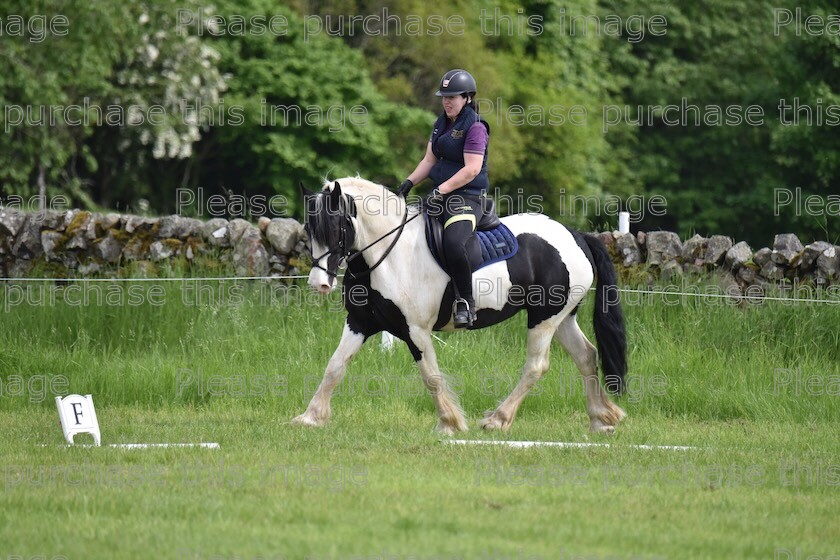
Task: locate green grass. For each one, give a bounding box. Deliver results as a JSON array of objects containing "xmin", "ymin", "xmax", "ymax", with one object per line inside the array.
[{"xmin": 1, "ymin": 278, "xmax": 839, "ymax": 559}]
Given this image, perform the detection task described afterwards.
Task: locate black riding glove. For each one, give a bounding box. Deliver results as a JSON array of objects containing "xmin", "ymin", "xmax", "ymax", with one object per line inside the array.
[{"xmin": 395, "ymin": 179, "xmax": 414, "ymax": 197}]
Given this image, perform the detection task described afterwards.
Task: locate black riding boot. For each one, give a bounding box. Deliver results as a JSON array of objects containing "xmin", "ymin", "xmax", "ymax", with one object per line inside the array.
[{"xmin": 449, "ymin": 256, "xmax": 477, "ymax": 328}]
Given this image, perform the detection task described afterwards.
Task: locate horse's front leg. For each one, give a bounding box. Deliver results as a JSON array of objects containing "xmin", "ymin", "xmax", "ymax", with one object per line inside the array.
[
  {"xmin": 292, "ymin": 321, "xmax": 366, "ymax": 427},
  {"xmin": 408, "ymin": 326, "xmax": 468, "ymax": 435}
]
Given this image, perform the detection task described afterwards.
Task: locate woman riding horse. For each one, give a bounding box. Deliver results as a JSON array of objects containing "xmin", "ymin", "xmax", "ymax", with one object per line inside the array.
[
  {"xmin": 297, "ymin": 177, "xmax": 628, "ymax": 435},
  {"xmin": 396, "ymin": 69, "xmax": 489, "ymax": 328}
]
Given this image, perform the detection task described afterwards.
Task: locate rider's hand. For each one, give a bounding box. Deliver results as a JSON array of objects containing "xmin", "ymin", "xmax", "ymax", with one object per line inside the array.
[
  {"xmin": 395, "ymin": 179, "xmax": 414, "ymax": 197},
  {"xmin": 428, "ymin": 188, "xmax": 443, "ymax": 203}
]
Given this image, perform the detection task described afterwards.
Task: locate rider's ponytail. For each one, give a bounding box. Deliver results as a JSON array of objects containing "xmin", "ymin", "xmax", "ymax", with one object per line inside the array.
[{"xmin": 463, "ymin": 92, "xmax": 477, "ymax": 113}]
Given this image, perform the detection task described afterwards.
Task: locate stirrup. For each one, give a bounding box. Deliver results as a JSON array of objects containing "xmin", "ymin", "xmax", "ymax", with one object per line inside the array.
[{"xmin": 452, "ymin": 298, "xmax": 476, "ymax": 328}]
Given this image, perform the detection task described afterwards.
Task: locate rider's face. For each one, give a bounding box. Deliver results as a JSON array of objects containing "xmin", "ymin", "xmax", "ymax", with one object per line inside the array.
[{"xmin": 442, "ymin": 94, "xmax": 468, "ymax": 119}]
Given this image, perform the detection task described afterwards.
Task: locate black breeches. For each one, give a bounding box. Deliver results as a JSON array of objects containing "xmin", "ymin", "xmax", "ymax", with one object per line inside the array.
[{"xmin": 438, "ymin": 194, "xmax": 483, "ymax": 304}]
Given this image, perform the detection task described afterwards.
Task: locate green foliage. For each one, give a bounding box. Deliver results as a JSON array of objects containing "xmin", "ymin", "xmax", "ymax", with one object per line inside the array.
[
  {"xmin": 188, "ymin": 0, "xmax": 430, "ymax": 218},
  {"xmin": 509, "ymin": 0, "xmax": 634, "ymax": 217},
  {"xmin": 0, "ymin": 0, "xmax": 126, "ymax": 204},
  {"xmin": 602, "ymin": 0, "xmax": 840, "ymax": 245},
  {"xmin": 288, "ymin": 0, "xmax": 631, "ymax": 226},
  {"xmin": 0, "ymin": 0, "xmax": 226, "ymax": 210},
  {"xmin": 0, "ymin": 0, "xmax": 837, "ymax": 242}
]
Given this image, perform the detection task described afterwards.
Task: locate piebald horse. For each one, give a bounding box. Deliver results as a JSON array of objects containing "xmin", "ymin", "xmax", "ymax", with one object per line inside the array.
[{"xmin": 293, "ymin": 177, "xmax": 627, "ymax": 434}]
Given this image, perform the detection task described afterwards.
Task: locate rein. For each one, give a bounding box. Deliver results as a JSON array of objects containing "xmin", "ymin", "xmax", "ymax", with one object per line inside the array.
[{"xmin": 345, "ymin": 207, "xmax": 421, "ymax": 279}]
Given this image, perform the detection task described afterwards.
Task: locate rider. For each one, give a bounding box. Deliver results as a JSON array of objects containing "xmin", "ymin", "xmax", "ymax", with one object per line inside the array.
[{"xmin": 395, "ymin": 69, "xmax": 490, "ymax": 328}]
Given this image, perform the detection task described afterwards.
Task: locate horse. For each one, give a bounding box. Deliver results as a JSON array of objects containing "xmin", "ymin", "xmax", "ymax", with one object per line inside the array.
[{"xmin": 292, "ymin": 177, "xmax": 627, "ymax": 435}]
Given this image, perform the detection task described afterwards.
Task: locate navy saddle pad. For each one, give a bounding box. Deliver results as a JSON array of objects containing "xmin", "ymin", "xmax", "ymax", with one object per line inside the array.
[{"xmin": 423, "ymin": 203, "xmax": 518, "ymax": 274}]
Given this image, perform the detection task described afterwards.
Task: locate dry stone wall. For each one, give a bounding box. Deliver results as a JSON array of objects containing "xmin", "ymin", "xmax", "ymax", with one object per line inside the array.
[
  {"xmin": 0, "ymin": 209, "xmax": 308, "ymax": 278},
  {"xmin": 597, "ymin": 230, "xmax": 839, "ymax": 288},
  {"xmin": 1, "ymin": 208, "xmax": 837, "ymax": 292}
]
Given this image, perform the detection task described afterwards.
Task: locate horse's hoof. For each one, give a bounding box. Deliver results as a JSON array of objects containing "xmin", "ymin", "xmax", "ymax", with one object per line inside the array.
[
  {"xmin": 436, "ymin": 419, "xmax": 467, "ymax": 435},
  {"xmin": 479, "ymin": 413, "xmax": 510, "ymax": 432},
  {"xmin": 291, "ymin": 414, "xmax": 326, "ymax": 428},
  {"xmin": 613, "ymin": 406, "xmax": 627, "ymax": 424},
  {"xmin": 436, "ymin": 423, "xmax": 456, "ymax": 436},
  {"xmin": 591, "ymin": 404, "xmax": 625, "ymax": 432},
  {"xmin": 589, "ymin": 422, "xmax": 615, "ymax": 435}
]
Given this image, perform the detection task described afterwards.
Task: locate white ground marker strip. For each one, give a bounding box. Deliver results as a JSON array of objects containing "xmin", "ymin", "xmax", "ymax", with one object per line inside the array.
[
  {"xmin": 44, "ymin": 443, "xmax": 221, "ymax": 449},
  {"xmin": 107, "ymin": 443, "xmax": 220, "ymax": 449},
  {"xmin": 445, "ymin": 440, "xmax": 697, "ymax": 451}
]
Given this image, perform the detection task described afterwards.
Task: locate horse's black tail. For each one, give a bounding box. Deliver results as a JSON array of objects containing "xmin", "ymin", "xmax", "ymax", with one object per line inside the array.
[{"xmin": 583, "ymin": 234, "xmax": 627, "ymax": 395}]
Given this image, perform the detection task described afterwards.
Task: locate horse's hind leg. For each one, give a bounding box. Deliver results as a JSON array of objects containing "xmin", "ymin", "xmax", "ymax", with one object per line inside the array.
[
  {"xmin": 480, "ymin": 320, "xmax": 557, "ymax": 432},
  {"xmin": 291, "ymin": 321, "xmax": 365, "ymax": 427},
  {"xmin": 553, "ymin": 315, "xmax": 625, "ymax": 434}
]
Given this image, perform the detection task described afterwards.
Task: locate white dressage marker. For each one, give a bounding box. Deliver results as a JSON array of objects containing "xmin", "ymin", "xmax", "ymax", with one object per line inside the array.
[
  {"xmin": 56, "ymin": 394, "xmax": 101, "ymax": 446},
  {"xmin": 445, "ymin": 439, "xmax": 698, "ymax": 451}
]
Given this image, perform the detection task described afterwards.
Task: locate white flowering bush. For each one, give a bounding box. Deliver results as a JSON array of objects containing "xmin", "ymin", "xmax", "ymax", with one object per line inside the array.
[{"xmin": 114, "ymin": 3, "xmax": 227, "ymax": 162}]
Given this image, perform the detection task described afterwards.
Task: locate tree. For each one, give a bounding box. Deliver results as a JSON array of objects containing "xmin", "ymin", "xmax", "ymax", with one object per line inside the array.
[
  {"xmin": 0, "ymin": 1, "xmax": 228, "ymax": 212},
  {"xmin": 602, "ymin": 0, "xmax": 839, "ymax": 245},
  {"xmin": 183, "ymin": 0, "xmax": 431, "ymax": 218}
]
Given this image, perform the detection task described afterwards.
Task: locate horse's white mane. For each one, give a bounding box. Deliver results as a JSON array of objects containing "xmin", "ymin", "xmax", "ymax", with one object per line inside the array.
[
  {"xmin": 321, "ymin": 175, "xmax": 415, "ymax": 217},
  {"xmin": 321, "ymin": 175, "xmax": 386, "ymax": 196}
]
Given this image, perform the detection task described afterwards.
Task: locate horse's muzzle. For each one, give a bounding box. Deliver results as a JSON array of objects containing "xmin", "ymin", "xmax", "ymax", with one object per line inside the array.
[{"xmin": 308, "ymin": 269, "xmax": 337, "ymax": 294}]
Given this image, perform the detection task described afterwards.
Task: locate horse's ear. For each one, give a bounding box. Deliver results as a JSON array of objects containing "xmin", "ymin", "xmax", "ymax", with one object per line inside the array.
[
  {"xmin": 299, "ymin": 181, "xmax": 315, "ymax": 199},
  {"xmin": 331, "ymin": 181, "xmax": 342, "ymax": 201}
]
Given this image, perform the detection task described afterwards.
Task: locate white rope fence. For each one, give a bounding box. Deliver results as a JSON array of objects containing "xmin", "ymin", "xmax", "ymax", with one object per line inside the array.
[
  {"xmin": 616, "ymin": 287, "xmax": 839, "ymax": 305},
  {"xmin": 0, "ymin": 274, "xmax": 837, "ymax": 305},
  {"xmin": 0, "ymin": 275, "xmax": 312, "ymax": 282}
]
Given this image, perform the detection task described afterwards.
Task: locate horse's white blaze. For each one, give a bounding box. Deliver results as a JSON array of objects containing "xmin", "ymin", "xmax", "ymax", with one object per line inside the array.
[{"xmin": 308, "ymin": 238, "xmax": 336, "ymax": 292}]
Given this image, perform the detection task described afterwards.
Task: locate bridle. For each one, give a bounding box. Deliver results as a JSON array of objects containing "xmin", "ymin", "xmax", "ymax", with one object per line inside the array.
[{"xmin": 308, "ymin": 193, "xmax": 421, "ymax": 281}]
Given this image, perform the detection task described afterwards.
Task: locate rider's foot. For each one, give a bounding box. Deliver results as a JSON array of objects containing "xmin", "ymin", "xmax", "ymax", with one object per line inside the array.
[{"xmin": 453, "ymin": 298, "xmax": 477, "ymax": 329}]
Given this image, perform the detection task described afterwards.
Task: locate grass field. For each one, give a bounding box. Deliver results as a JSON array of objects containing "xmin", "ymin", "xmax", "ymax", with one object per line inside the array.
[{"xmin": 1, "ymin": 277, "xmax": 839, "ymax": 560}]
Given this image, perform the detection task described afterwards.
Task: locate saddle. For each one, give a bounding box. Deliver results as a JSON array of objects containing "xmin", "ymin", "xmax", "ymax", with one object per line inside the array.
[{"xmin": 423, "ymin": 195, "xmax": 519, "ymax": 274}]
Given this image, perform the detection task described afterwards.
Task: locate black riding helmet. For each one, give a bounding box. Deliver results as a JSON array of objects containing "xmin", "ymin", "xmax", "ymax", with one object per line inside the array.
[{"xmin": 435, "ymin": 69, "xmax": 477, "ymax": 97}]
